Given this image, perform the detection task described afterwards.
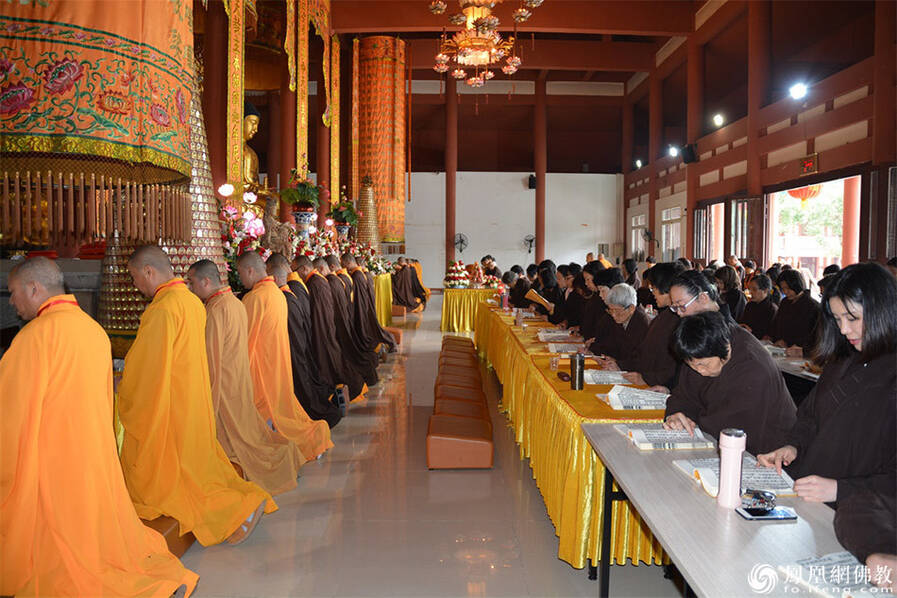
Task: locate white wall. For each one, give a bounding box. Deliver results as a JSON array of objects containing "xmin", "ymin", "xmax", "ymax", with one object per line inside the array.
[{"xmin": 405, "ymin": 172, "xmax": 620, "ymax": 288}]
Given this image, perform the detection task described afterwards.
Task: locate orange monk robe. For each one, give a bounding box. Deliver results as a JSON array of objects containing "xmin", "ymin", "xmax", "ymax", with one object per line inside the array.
[
  {"xmin": 1, "ymin": 295, "xmax": 198, "ymax": 597},
  {"xmin": 205, "ymin": 287, "xmax": 307, "ymax": 495},
  {"xmin": 243, "ymin": 276, "xmax": 333, "ymax": 458},
  {"xmin": 119, "ymin": 279, "xmax": 275, "ymax": 546},
  {"xmin": 411, "ymin": 262, "xmax": 430, "ymax": 301}
]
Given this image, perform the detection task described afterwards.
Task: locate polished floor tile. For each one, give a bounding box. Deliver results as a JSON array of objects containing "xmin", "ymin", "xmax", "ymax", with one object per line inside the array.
[{"xmin": 181, "ymin": 295, "xmax": 681, "ymax": 597}]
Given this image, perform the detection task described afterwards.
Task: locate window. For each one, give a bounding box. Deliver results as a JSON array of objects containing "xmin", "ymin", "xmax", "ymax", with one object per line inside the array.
[
  {"xmin": 630, "ymin": 213, "xmax": 647, "ymax": 261},
  {"xmin": 730, "ymin": 199, "xmax": 750, "ymax": 259},
  {"xmin": 661, "ymin": 207, "xmax": 682, "ymax": 262},
  {"xmin": 693, "ymin": 207, "xmax": 708, "ymax": 262}
]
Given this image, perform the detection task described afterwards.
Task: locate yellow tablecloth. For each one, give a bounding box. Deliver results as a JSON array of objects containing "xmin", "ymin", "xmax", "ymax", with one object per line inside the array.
[
  {"xmin": 475, "ymin": 304, "xmax": 668, "ymax": 569},
  {"xmin": 374, "ymin": 273, "xmax": 392, "ymax": 328},
  {"xmin": 440, "ymin": 288, "xmax": 498, "ymax": 332}
]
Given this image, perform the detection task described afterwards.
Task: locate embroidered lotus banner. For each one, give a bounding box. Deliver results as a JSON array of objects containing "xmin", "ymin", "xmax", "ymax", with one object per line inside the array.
[{"xmin": 0, "ymin": 0, "xmax": 195, "ymax": 182}]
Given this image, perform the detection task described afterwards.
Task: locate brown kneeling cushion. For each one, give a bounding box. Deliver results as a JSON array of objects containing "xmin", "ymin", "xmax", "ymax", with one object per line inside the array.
[{"xmin": 427, "ymin": 415, "xmax": 493, "ymax": 469}]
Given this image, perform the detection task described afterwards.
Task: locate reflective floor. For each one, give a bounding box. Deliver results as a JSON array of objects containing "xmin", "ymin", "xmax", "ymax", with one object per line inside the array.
[{"xmin": 182, "ymin": 295, "xmax": 680, "ymax": 597}]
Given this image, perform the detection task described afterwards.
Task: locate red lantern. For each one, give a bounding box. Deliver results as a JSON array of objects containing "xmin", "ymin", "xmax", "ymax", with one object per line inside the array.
[{"xmin": 787, "ymin": 184, "xmax": 822, "ymax": 208}]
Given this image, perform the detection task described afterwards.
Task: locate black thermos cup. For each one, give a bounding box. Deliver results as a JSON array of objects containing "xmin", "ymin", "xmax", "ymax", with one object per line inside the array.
[{"xmin": 571, "ymin": 353, "xmax": 584, "ymax": 390}]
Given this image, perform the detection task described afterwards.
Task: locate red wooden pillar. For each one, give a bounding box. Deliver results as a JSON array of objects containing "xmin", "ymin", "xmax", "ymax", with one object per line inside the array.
[
  {"xmin": 648, "ymin": 73, "xmax": 662, "ymax": 258},
  {"xmin": 842, "ymin": 176, "xmax": 861, "ymax": 266},
  {"xmin": 279, "ymin": 60, "xmax": 297, "ymax": 222},
  {"xmin": 534, "ymin": 77, "xmax": 547, "ymax": 262},
  {"xmin": 316, "ymin": 71, "xmax": 331, "ymax": 225},
  {"xmin": 872, "ymin": 0, "xmax": 896, "ymax": 165},
  {"xmin": 621, "ymin": 97, "xmax": 633, "ymax": 175},
  {"xmin": 685, "ymin": 35, "xmax": 703, "ymax": 259},
  {"xmin": 266, "ymin": 92, "xmax": 281, "ymax": 190},
  {"xmin": 202, "ymin": 0, "xmax": 228, "ymax": 196},
  {"xmin": 445, "ymin": 78, "xmax": 458, "ymax": 265},
  {"xmin": 747, "ymin": 0, "xmax": 770, "ymax": 196}
]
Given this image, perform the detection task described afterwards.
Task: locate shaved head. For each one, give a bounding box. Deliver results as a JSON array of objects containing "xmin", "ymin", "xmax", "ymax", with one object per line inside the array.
[
  {"xmin": 294, "ymin": 254, "xmax": 313, "ymax": 277},
  {"xmin": 312, "ymin": 256, "xmax": 329, "ymax": 275},
  {"xmin": 129, "ymin": 245, "xmax": 173, "ymax": 275},
  {"xmin": 236, "ymin": 251, "xmax": 265, "ymax": 270},
  {"xmin": 8, "ymin": 257, "xmax": 66, "ymax": 320},
  {"xmin": 340, "ymin": 253, "xmax": 358, "ymax": 268},
  {"xmin": 9, "ymin": 257, "xmax": 65, "ymax": 294},
  {"xmin": 187, "ymin": 259, "xmax": 221, "ymax": 284},
  {"xmin": 236, "ymin": 251, "xmax": 267, "ymax": 289},
  {"xmin": 266, "ymin": 253, "xmax": 291, "ymax": 286},
  {"xmin": 325, "ymin": 254, "xmax": 341, "ymax": 271}
]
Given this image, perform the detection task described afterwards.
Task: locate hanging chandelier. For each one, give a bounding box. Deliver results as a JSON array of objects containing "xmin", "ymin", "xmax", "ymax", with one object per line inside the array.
[{"xmin": 430, "ymin": 0, "xmax": 543, "ymax": 86}]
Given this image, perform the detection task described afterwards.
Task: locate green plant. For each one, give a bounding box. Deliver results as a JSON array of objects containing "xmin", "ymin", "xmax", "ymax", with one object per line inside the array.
[
  {"xmin": 327, "ymin": 200, "xmax": 359, "ymax": 226},
  {"xmin": 279, "ymin": 159, "xmax": 319, "ymax": 210}
]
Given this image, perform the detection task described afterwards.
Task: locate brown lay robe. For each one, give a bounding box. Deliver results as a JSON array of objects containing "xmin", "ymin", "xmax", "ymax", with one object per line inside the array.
[
  {"xmin": 665, "ymin": 325, "xmax": 797, "ymax": 455},
  {"xmin": 327, "ymin": 273, "xmax": 379, "ymax": 387},
  {"xmin": 617, "ymin": 307, "xmax": 681, "ymax": 389},
  {"xmin": 305, "ymin": 271, "xmax": 366, "ymax": 399},
  {"xmin": 280, "ymin": 283, "xmax": 342, "ymax": 428},
  {"xmin": 769, "ymin": 291, "xmax": 819, "ymax": 348},
  {"xmin": 349, "ymin": 266, "xmax": 396, "ymax": 351},
  {"xmin": 739, "ymin": 295, "xmax": 778, "ymax": 340},
  {"xmin": 392, "ymin": 266, "xmax": 421, "ymax": 310},
  {"xmin": 785, "ymin": 351, "xmax": 895, "ymax": 506},
  {"xmin": 590, "ymin": 305, "xmax": 650, "ymax": 362},
  {"xmin": 205, "ymin": 287, "xmax": 306, "ymax": 495}
]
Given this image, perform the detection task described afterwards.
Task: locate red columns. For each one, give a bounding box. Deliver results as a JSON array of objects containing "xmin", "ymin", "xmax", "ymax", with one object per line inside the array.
[
  {"xmin": 266, "ymin": 92, "xmax": 281, "ymax": 190},
  {"xmin": 842, "ymin": 176, "xmax": 861, "ymax": 266},
  {"xmin": 279, "ymin": 60, "xmax": 297, "ymax": 222},
  {"xmin": 685, "ymin": 36, "xmax": 703, "ymax": 258},
  {"xmin": 202, "ymin": 0, "xmax": 227, "ymax": 195},
  {"xmin": 316, "ymin": 72, "xmax": 331, "ymax": 225},
  {"xmin": 445, "ymin": 78, "xmax": 458, "ymax": 265},
  {"xmin": 872, "ymin": 0, "xmax": 896, "ymax": 165},
  {"xmin": 534, "ymin": 77, "xmax": 547, "ymax": 263},
  {"xmin": 747, "ymin": 0, "xmax": 770, "ymax": 196},
  {"xmin": 648, "ymin": 73, "xmax": 661, "ymax": 258},
  {"xmin": 621, "ymin": 97, "xmax": 633, "ymax": 174}
]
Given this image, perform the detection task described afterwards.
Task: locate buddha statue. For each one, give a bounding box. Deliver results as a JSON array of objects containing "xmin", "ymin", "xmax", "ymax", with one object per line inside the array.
[{"xmin": 242, "ymin": 100, "xmax": 262, "ymax": 193}]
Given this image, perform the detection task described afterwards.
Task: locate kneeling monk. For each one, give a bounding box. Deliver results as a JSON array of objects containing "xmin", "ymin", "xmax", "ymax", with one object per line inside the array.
[
  {"xmin": 237, "ymin": 252, "xmax": 334, "ymax": 456},
  {"xmin": 1, "ymin": 257, "xmax": 198, "ymax": 597},
  {"xmin": 120, "ymin": 246, "xmax": 274, "ymax": 546},
  {"xmin": 186, "ymin": 259, "xmax": 307, "ymax": 495}
]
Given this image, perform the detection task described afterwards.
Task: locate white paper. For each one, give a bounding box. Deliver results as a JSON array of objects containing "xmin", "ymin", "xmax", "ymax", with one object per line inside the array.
[
  {"xmin": 621, "ymin": 423, "xmax": 715, "ymax": 450},
  {"xmin": 583, "ymin": 370, "xmax": 630, "ymax": 385},
  {"xmin": 538, "ymin": 329, "xmax": 579, "ymax": 342},
  {"xmin": 547, "ymin": 343, "xmax": 585, "ymax": 355},
  {"xmin": 606, "ymin": 385, "xmax": 669, "ymax": 410}
]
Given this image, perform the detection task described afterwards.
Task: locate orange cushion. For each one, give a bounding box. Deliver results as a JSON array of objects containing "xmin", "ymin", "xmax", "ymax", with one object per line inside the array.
[
  {"xmin": 438, "ymin": 364, "xmax": 481, "ymax": 379},
  {"xmin": 142, "ymin": 516, "xmax": 196, "ymax": 558},
  {"xmin": 439, "ymin": 355, "xmax": 478, "ymax": 367},
  {"xmin": 427, "ymin": 415, "xmax": 493, "ymax": 469},
  {"xmin": 384, "ymin": 326, "xmax": 403, "ymax": 345},
  {"xmin": 391, "ymin": 305, "xmax": 407, "ymax": 317},
  {"xmin": 442, "ymin": 336, "xmax": 474, "ymax": 347},
  {"xmin": 434, "ymin": 398, "xmax": 489, "ymax": 421},
  {"xmin": 435, "ymin": 384, "xmax": 487, "ymax": 404}
]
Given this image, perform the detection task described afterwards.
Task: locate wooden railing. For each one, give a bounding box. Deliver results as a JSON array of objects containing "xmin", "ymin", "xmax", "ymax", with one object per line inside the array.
[{"xmin": 1, "ymin": 170, "xmax": 192, "ymax": 247}]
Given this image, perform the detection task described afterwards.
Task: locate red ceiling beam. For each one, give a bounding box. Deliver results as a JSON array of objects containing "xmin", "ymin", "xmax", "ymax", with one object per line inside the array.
[
  {"xmin": 411, "ymin": 94, "xmax": 624, "ymax": 107},
  {"xmin": 406, "ymin": 39, "xmax": 655, "ymax": 71},
  {"xmin": 331, "ymin": 1, "xmax": 694, "ymax": 36}
]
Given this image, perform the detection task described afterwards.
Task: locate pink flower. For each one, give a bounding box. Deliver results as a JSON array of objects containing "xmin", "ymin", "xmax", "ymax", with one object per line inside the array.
[
  {"xmin": 43, "ymin": 58, "xmax": 83, "ymax": 95},
  {"xmin": 0, "ymin": 83, "xmax": 35, "ymax": 116},
  {"xmin": 150, "ymin": 103, "xmax": 170, "ymax": 127},
  {"xmin": 0, "ymin": 59, "xmax": 13, "ymax": 78},
  {"xmin": 175, "ymin": 88, "xmax": 186, "ymax": 123},
  {"xmin": 244, "ymin": 217, "xmax": 265, "ymax": 238}
]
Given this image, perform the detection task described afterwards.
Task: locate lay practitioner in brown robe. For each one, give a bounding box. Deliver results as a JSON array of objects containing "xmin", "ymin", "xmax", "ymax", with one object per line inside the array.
[
  {"xmin": 759, "ymin": 263, "xmax": 896, "ymax": 507},
  {"xmin": 324, "ymin": 254, "xmax": 379, "ymax": 387},
  {"xmin": 392, "ymin": 258, "xmax": 422, "ymax": 311},
  {"xmin": 295, "ymin": 256, "xmax": 367, "ymax": 402},
  {"xmin": 739, "ymin": 274, "xmax": 778, "ymax": 340},
  {"xmin": 590, "ymin": 283, "xmax": 650, "ymax": 362},
  {"xmin": 767, "ymin": 269, "xmax": 819, "ymax": 356},
  {"xmin": 664, "ymin": 311, "xmax": 797, "ymax": 456},
  {"xmin": 341, "ymin": 253, "xmax": 397, "ymax": 353},
  {"xmin": 834, "ymin": 489, "xmax": 897, "ymax": 590},
  {"xmin": 605, "ymin": 262, "xmax": 685, "ymax": 389},
  {"xmin": 266, "ymin": 254, "xmax": 343, "ymax": 428}
]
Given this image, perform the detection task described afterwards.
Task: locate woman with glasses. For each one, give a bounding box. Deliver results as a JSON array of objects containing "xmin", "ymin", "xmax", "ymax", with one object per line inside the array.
[
  {"xmin": 767, "ymin": 269, "xmax": 820, "ymax": 357},
  {"xmin": 758, "ymin": 263, "xmax": 895, "ymax": 507},
  {"xmin": 668, "ymin": 269, "xmax": 732, "ymax": 320},
  {"xmin": 663, "ymin": 310, "xmax": 796, "ymax": 455},
  {"xmin": 597, "ymin": 262, "xmax": 685, "ymax": 389}
]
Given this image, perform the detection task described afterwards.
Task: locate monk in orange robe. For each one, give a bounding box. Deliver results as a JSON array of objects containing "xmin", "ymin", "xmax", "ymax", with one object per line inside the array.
[
  {"xmin": 410, "ymin": 259, "xmax": 430, "ymax": 302},
  {"xmin": 1, "ymin": 257, "xmax": 198, "ymax": 597},
  {"xmin": 236, "ymin": 251, "xmax": 333, "ymax": 459},
  {"xmin": 185, "ymin": 259, "xmax": 307, "ymax": 495},
  {"xmin": 120, "ymin": 246, "xmax": 274, "ymax": 547}
]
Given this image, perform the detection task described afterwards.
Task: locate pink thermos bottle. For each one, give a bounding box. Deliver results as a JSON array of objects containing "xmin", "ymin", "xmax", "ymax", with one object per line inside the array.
[{"xmin": 717, "ymin": 428, "xmax": 746, "ymax": 509}]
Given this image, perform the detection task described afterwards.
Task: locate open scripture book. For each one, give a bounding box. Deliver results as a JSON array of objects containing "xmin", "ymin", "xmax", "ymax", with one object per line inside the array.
[
  {"xmin": 583, "ymin": 370, "xmax": 631, "ymax": 385},
  {"xmin": 673, "ymin": 454, "xmax": 796, "ymax": 497},
  {"xmin": 600, "ymin": 385, "xmax": 669, "ymax": 410},
  {"xmin": 613, "ymin": 423, "xmax": 716, "ymax": 450},
  {"xmin": 778, "ymin": 551, "xmax": 884, "ymax": 598},
  {"xmin": 537, "ymin": 329, "xmax": 580, "ymax": 343},
  {"xmin": 524, "ymin": 288, "xmax": 553, "ymax": 313},
  {"xmin": 547, "ymin": 343, "xmax": 586, "ymax": 355}
]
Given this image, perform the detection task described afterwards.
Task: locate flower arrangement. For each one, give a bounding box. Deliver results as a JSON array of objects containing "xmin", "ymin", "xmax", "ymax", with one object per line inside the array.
[
  {"xmin": 443, "ymin": 260, "xmax": 470, "ymax": 288},
  {"xmin": 327, "ymin": 186, "xmax": 360, "ymax": 226},
  {"xmin": 278, "ymin": 156, "xmax": 319, "ymax": 211},
  {"xmin": 482, "ymin": 274, "xmax": 503, "ymax": 289},
  {"xmin": 220, "ymin": 206, "xmax": 270, "ymax": 291}
]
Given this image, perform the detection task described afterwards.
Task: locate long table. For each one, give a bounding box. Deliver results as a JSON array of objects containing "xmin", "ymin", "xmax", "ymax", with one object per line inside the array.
[
  {"xmin": 474, "ymin": 303, "xmax": 669, "ymax": 571},
  {"xmin": 441, "ymin": 288, "xmax": 498, "ymax": 332},
  {"xmin": 373, "ymin": 273, "xmax": 392, "ymax": 328},
  {"xmin": 581, "ymin": 423, "xmax": 843, "ymax": 598}
]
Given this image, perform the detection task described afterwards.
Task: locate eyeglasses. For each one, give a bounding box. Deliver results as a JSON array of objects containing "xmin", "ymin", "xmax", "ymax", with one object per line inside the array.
[{"xmin": 670, "ymin": 293, "xmax": 700, "ymax": 313}]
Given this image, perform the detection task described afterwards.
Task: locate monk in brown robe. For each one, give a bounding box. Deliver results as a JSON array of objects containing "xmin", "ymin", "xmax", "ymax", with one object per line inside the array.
[
  {"xmin": 341, "ymin": 252, "xmax": 396, "ymax": 352},
  {"xmin": 392, "ymin": 257, "xmax": 423, "ymax": 311},
  {"xmin": 120, "ymin": 246, "xmax": 273, "ymax": 546},
  {"xmin": 266, "ymin": 253, "xmax": 343, "ymax": 427},
  {"xmin": 295, "ymin": 256, "xmax": 367, "ymax": 402},
  {"xmin": 237, "ymin": 252, "xmax": 333, "ymax": 458},
  {"xmin": 408, "ymin": 258, "xmax": 429, "ymax": 308},
  {"xmin": 664, "ymin": 311, "xmax": 797, "ymax": 455},
  {"xmin": 185, "ymin": 259, "xmax": 306, "ymax": 495},
  {"xmin": 325, "ymin": 254, "xmax": 379, "ymax": 386},
  {"xmin": 2, "ymin": 257, "xmax": 198, "ymax": 597}
]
